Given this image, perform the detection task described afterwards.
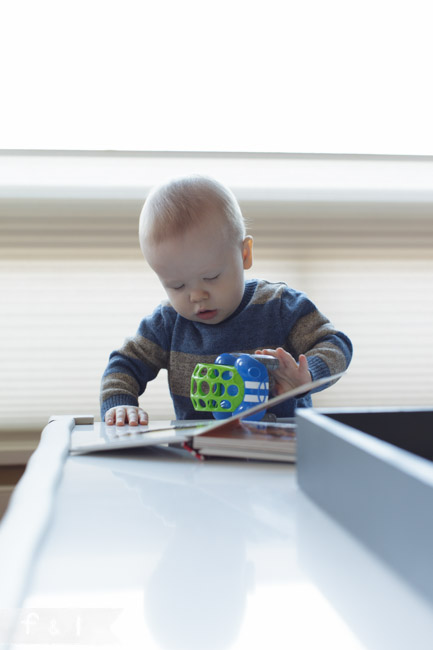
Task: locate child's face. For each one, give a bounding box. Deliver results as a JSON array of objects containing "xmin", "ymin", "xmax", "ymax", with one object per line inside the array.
[{"xmin": 143, "ymin": 214, "xmax": 253, "ymax": 325}]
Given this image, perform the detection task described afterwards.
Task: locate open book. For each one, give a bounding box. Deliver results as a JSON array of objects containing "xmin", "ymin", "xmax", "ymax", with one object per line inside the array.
[
  {"xmin": 70, "ymin": 373, "xmax": 343, "ymax": 461},
  {"xmin": 189, "ymin": 419, "xmax": 296, "ymax": 462}
]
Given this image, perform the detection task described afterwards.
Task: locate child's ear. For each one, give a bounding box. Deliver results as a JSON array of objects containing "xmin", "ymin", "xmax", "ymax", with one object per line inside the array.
[{"xmin": 242, "ymin": 236, "xmax": 253, "ymax": 270}]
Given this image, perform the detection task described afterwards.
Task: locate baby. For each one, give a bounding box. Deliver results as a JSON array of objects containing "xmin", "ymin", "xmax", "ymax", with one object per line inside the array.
[{"xmin": 100, "ymin": 175, "xmax": 352, "ymax": 426}]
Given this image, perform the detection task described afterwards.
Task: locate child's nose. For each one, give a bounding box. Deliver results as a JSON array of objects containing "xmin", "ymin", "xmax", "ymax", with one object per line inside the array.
[{"xmin": 190, "ymin": 288, "xmax": 209, "ymax": 303}]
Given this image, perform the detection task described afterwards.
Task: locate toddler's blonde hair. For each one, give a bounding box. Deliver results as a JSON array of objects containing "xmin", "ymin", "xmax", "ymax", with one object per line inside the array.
[{"xmin": 139, "ymin": 175, "xmax": 246, "ymax": 246}]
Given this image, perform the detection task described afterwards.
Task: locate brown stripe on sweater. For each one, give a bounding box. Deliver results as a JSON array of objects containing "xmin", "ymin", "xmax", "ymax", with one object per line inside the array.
[
  {"xmin": 100, "ymin": 372, "xmax": 140, "ymax": 404},
  {"xmin": 250, "ymin": 280, "xmax": 286, "ymax": 306},
  {"xmin": 288, "ymin": 310, "xmax": 337, "ymax": 356},
  {"xmin": 120, "ymin": 335, "xmax": 169, "ymax": 370}
]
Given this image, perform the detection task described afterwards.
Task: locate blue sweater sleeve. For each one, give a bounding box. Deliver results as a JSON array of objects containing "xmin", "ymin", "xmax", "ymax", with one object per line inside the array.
[
  {"xmin": 99, "ymin": 304, "xmax": 174, "ymax": 418},
  {"xmin": 279, "ymin": 286, "xmax": 353, "ymax": 388}
]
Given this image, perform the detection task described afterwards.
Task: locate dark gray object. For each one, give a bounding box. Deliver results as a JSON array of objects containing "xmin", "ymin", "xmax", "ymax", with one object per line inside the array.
[{"xmin": 296, "ymin": 407, "xmax": 433, "ymax": 604}]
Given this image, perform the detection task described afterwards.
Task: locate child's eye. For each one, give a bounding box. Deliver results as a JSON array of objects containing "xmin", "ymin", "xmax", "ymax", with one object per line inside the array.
[
  {"xmin": 204, "ymin": 275, "xmax": 219, "ymax": 281},
  {"xmin": 171, "ymin": 284, "xmax": 185, "ymax": 291}
]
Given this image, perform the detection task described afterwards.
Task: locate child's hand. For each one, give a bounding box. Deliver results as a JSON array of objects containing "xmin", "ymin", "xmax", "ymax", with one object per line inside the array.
[
  {"xmin": 255, "ymin": 348, "xmax": 312, "ymax": 395},
  {"xmin": 105, "ymin": 406, "xmax": 148, "ymax": 426}
]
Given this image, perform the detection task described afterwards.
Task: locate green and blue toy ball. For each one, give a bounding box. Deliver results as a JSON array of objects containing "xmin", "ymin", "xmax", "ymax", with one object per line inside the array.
[{"xmin": 190, "ymin": 353, "xmax": 271, "ymax": 421}]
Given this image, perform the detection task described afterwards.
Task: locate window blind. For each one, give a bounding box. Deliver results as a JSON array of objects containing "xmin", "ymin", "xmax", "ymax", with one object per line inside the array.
[{"xmin": 1, "ymin": 197, "xmax": 433, "ymax": 434}]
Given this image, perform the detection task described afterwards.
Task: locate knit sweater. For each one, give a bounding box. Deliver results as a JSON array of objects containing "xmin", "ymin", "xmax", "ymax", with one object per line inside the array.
[{"xmin": 100, "ymin": 279, "xmax": 353, "ymax": 420}]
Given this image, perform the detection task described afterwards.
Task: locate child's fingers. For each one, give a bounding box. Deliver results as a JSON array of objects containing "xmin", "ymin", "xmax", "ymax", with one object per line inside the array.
[
  {"xmin": 115, "ymin": 407, "xmax": 126, "ymax": 426},
  {"xmin": 297, "ymin": 354, "xmax": 312, "ymax": 382},
  {"xmin": 275, "ymin": 347, "xmax": 297, "ymax": 369},
  {"xmin": 105, "ymin": 406, "xmax": 148, "ymax": 426},
  {"xmin": 298, "ymin": 354, "xmax": 308, "ymax": 370},
  {"xmin": 126, "ymin": 407, "xmax": 138, "ymax": 425},
  {"xmin": 255, "ymin": 348, "xmax": 278, "ymax": 358},
  {"xmin": 256, "ymin": 349, "xmax": 311, "ymax": 391},
  {"xmin": 255, "ymin": 348, "xmax": 297, "ymax": 376},
  {"xmin": 128, "ymin": 407, "xmax": 148, "ymax": 426},
  {"xmin": 105, "ymin": 408, "xmax": 117, "ymax": 425}
]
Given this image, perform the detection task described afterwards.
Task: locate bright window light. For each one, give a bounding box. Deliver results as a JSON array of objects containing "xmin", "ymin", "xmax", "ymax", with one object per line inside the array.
[{"xmin": 0, "ymin": 0, "xmax": 432, "ymax": 154}]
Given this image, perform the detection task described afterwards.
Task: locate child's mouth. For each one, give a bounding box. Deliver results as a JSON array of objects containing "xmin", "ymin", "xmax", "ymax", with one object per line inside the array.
[{"xmin": 197, "ymin": 309, "xmax": 218, "ymax": 321}]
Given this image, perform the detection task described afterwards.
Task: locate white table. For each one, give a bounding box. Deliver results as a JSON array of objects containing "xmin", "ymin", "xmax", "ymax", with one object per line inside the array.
[{"xmin": 1, "ymin": 416, "xmax": 432, "ymax": 649}]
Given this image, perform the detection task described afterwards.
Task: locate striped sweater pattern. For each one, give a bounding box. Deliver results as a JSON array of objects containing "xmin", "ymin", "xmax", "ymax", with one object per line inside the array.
[{"xmin": 100, "ymin": 279, "xmax": 353, "ymax": 420}]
